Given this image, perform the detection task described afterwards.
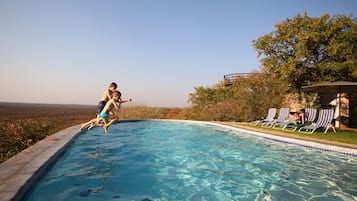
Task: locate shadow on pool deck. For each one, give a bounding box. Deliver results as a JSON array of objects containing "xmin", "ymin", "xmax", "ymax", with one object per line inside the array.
[{"xmin": 0, "ymin": 120, "xmax": 356, "ymax": 201}]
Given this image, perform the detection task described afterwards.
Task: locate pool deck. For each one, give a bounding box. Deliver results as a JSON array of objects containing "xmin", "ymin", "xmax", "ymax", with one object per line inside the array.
[
  {"xmin": 0, "ymin": 125, "xmax": 81, "ymax": 201},
  {"xmin": 0, "ymin": 120, "xmax": 356, "ymax": 201}
]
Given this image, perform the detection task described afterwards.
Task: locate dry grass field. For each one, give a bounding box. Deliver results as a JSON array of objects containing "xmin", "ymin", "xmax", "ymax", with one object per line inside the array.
[
  {"xmin": 0, "ymin": 102, "xmax": 190, "ymax": 163},
  {"xmin": 0, "ymin": 102, "xmax": 96, "ymax": 120},
  {"xmin": 0, "ymin": 103, "xmax": 97, "ymax": 163}
]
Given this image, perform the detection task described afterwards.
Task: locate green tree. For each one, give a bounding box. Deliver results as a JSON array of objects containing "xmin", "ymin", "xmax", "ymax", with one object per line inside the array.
[
  {"xmin": 237, "ymin": 73, "xmax": 289, "ymax": 120},
  {"xmin": 188, "ymin": 83, "xmax": 232, "ymax": 120},
  {"xmin": 189, "ymin": 13, "xmax": 357, "ymax": 122},
  {"xmin": 253, "ymin": 13, "xmax": 357, "ymax": 92},
  {"xmin": 188, "ymin": 73, "xmax": 288, "ymax": 121}
]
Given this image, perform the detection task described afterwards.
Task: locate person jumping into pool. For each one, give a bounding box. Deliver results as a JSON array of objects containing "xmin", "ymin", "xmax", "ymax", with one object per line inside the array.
[
  {"xmin": 98, "ymin": 82, "xmax": 118, "ymax": 115},
  {"xmin": 80, "ymin": 91, "xmax": 132, "ymax": 133},
  {"xmin": 88, "ymin": 82, "xmax": 118, "ymax": 130}
]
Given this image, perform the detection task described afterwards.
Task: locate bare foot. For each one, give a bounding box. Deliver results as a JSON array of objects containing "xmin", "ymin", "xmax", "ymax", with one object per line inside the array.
[
  {"xmin": 103, "ymin": 125, "xmax": 108, "ymax": 133},
  {"xmin": 87, "ymin": 124, "xmax": 94, "ymax": 131},
  {"xmin": 80, "ymin": 124, "xmax": 85, "ymax": 131}
]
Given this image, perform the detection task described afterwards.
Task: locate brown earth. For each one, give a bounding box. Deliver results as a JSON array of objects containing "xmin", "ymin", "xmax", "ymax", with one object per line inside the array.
[{"xmin": 0, "ymin": 102, "xmax": 96, "ymax": 120}]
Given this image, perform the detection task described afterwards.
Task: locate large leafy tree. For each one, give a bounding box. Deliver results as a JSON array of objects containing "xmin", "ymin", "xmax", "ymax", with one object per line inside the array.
[{"xmin": 253, "ymin": 13, "xmax": 357, "ymax": 92}]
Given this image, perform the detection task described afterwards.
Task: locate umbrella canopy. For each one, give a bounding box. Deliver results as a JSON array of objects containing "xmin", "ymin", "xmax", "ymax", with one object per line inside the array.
[{"xmin": 301, "ymin": 81, "xmax": 357, "ymax": 93}]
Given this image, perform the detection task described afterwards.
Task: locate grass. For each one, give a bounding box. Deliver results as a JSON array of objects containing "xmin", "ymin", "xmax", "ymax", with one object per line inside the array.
[{"xmin": 222, "ymin": 122, "xmax": 357, "ymax": 147}]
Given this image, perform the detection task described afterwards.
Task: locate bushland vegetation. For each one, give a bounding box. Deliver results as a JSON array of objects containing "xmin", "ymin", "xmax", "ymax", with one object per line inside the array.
[
  {"xmin": 0, "ymin": 103, "xmax": 192, "ymax": 163},
  {"xmin": 0, "ymin": 103, "xmax": 97, "ymax": 162},
  {"xmin": 118, "ymin": 105, "xmax": 194, "ymax": 120}
]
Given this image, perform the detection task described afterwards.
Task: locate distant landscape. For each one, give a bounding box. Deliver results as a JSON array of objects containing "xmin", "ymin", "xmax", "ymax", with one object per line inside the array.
[
  {"xmin": 0, "ymin": 102, "xmax": 96, "ymax": 119},
  {"xmin": 0, "ymin": 103, "xmax": 94, "ymax": 162},
  {"xmin": 0, "ymin": 102, "xmax": 190, "ymax": 163}
]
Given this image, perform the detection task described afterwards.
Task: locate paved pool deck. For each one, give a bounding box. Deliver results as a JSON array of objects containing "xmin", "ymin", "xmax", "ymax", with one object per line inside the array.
[
  {"xmin": 0, "ymin": 120, "xmax": 356, "ymax": 201},
  {"xmin": 0, "ymin": 125, "xmax": 82, "ymax": 201}
]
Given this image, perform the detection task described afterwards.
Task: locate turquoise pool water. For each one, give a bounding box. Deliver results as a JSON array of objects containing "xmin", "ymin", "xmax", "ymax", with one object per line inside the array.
[{"xmin": 25, "ymin": 120, "xmax": 357, "ymax": 201}]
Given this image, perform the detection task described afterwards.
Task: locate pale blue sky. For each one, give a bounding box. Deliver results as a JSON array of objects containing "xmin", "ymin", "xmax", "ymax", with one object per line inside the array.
[{"xmin": 0, "ymin": 0, "xmax": 356, "ymax": 107}]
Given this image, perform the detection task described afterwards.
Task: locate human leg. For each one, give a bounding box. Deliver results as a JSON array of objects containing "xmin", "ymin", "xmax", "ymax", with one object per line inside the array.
[
  {"xmin": 102, "ymin": 119, "xmax": 109, "ymax": 133},
  {"xmin": 88, "ymin": 119, "xmax": 105, "ymax": 130},
  {"xmin": 80, "ymin": 118, "xmax": 100, "ymax": 131}
]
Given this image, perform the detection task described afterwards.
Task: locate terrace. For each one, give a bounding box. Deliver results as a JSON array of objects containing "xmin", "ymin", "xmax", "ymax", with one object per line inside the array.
[{"xmin": 223, "ymin": 73, "xmax": 250, "ymax": 86}]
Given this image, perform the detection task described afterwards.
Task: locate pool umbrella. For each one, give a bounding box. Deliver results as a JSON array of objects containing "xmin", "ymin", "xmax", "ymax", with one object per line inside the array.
[{"xmin": 301, "ymin": 81, "xmax": 357, "ymax": 128}]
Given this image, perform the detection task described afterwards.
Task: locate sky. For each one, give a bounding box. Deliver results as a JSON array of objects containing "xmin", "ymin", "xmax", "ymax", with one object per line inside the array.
[{"xmin": 0, "ymin": 0, "xmax": 356, "ymax": 107}]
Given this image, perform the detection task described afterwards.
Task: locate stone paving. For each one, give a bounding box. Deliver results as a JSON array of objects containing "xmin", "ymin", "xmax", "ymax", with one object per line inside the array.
[{"xmin": 0, "ymin": 125, "xmax": 81, "ymax": 201}]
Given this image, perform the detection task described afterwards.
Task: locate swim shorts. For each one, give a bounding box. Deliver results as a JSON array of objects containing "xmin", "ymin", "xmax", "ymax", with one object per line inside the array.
[
  {"xmin": 97, "ymin": 101, "xmax": 106, "ymax": 114},
  {"xmin": 100, "ymin": 111, "xmax": 109, "ymax": 119}
]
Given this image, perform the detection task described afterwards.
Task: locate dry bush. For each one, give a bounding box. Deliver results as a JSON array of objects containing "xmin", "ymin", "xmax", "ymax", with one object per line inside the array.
[
  {"xmin": 0, "ymin": 103, "xmax": 96, "ymax": 163},
  {"xmin": 117, "ymin": 105, "xmax": 190, "ymax": 120}
]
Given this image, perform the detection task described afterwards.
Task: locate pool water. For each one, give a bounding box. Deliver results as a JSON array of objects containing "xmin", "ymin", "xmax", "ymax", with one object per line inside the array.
[{"xmin": 26, "ymin": 120, "xmax": 357, "ymax": 201}]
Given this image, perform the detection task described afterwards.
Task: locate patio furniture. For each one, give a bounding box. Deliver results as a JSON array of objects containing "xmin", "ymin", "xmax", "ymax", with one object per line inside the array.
[
  {"xmin": 298, "ymin": 109, "xmax": 336, "ymax": 134},
  {"xmin": 262, "ymin": 108, "xmax": 289, "ymax": 127}
]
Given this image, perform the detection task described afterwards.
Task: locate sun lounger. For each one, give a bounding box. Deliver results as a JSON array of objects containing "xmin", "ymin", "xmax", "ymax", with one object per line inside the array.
[
  {"xmin": 250, "ymin": 108, "xmax": 276, "ymax": 126},
  {"xmin": 298, "ymin": 109, "xmax": 336, "ymax": 134},
  {"xmin": 305, "ymin": 108, "xmax": 317, "ymax": 123},
  {"xmin": 272, "ymin": 115, "xmax": 295, "ymax": 129},
  {"xmin": 279, "ymin": 108, "xmax": 317, "ymax": 131},
  {"xmin": 262, "ymin": 107, "xmax": 289, "ymax": 127}
]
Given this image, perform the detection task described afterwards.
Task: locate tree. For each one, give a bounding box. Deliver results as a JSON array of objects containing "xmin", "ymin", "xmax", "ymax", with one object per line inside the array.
[
  {"xmin": 189, "ymin": 13, "xmax": 357, "ymax": 122},
  {"xmin": 253, "ymin": 13, "xmax": 357, "ymax": 92},
  {"xmin": 188, "ymin": 83, "xmax": 233, "ymax": 120},
  {"xmin": 188, "ymin": 72, "xmax": 288, "ymax": 121}
]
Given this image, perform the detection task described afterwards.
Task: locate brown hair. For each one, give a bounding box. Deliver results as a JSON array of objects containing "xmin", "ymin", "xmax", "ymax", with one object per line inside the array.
[
  {"xmin": 109, "ymin": 82, "xmax": 117, "ymax": 89},
  {"xmin": 112, "ymin": 90, "xmax": 121, "ymax": 98}
]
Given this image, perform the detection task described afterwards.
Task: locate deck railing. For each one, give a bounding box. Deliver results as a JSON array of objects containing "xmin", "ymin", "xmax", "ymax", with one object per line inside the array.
[{"xmin": 224, "ymin": 73, "xmax": 250, "ymax": 85}]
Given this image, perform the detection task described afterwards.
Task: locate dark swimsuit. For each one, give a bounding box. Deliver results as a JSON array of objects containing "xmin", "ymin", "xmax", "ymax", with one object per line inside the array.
[{"xmin": 97, "ymin": 101, "xmax": 106, "ymax": 115}]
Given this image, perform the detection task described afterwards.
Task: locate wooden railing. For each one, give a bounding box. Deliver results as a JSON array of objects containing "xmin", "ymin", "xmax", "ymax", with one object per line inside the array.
[{"xmin": 224, "ymin": 73, "xmax": 250, "ymax": 85}]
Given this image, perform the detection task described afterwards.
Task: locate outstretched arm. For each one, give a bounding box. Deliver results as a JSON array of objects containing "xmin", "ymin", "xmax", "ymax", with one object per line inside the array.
[{"xmin": 120, "ymin": 98, "xmax": 132, "ymax": 104}]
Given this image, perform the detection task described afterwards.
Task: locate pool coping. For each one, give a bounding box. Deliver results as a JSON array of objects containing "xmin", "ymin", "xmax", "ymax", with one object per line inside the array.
[
  {"xmin": 0, "ymin": 125, "xmax": 82, "ymax": 201},
  {"xmin": 0, "ymin": 119, "xmax": 356, "ymax": 201}
]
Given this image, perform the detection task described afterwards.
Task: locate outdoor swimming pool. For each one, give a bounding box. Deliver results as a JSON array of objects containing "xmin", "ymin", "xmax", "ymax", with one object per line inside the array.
[{"xmin": 25, "ymin": 120, "xmax": 357, "ymax": 200}]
